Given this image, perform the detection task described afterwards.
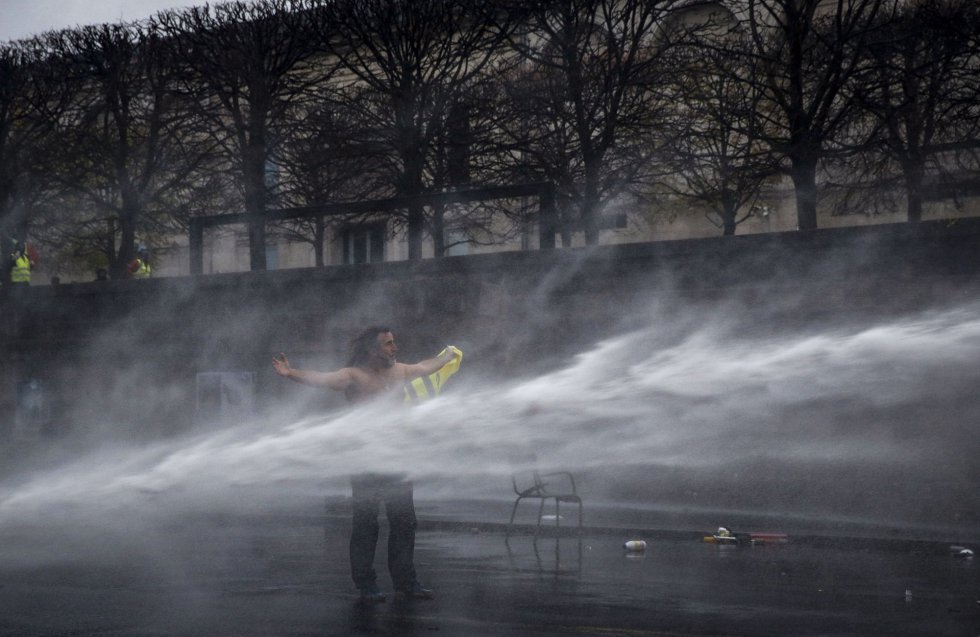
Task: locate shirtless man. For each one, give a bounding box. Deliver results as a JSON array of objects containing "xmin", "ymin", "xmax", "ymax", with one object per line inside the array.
[{"xmin": 272, "ymin": 326, "xmax": 460, "ymax": 603}]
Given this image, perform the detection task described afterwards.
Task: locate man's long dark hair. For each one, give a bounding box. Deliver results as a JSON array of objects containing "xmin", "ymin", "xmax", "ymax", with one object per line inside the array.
[{"xmin": 347, "ymin": 325, "xmax": 391, "ymax": 367}]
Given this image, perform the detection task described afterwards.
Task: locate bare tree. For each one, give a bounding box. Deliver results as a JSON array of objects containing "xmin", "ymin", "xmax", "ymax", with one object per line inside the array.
[
  {"xmin": 729, "ymin": 0, "xmax": 888, "ymax": 230},
  {"xmin": 154, "ymin": 0, "xmax": 322, "ymax": 270},
  {"xmin": 490, "ymin": 61, "xmax": 593, "ymax": 246},
  {"xmin": 422, "ymin": 77, "xmax": 522, "ymax": 255},
  {"xmin": 36, "ymin": 23, "xmax": 217, "ymax": 278},
  {"xmin": 505, "ymin": 0, "xmax": 681, "ymax": 246},
  {"xmin": 312, "ymin": 0, "xmax": 517, "ymax": 260},
  {"xmin": 853, "ymin": 0, "xmax": 980, "ymax": 223},
  {"xmin": 660, "ymin": 28, "xmax": 780, "ymax": 236},
  {"xmin": 0, "ymin": 38, "xmax": 73, "ymax": 256},
  {"xmin": 271, "ymin": 102, "xmax": 387, "ymax": 265}
]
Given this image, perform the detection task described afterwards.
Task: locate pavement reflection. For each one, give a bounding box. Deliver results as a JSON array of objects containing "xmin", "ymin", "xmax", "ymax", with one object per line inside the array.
[{"xmin": 0, "ymin": 506, "xmax": 976, "ymax": 636}]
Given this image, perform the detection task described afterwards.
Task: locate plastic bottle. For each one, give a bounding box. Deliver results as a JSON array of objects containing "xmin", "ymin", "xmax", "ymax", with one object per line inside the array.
[{"xmin": 623, "ymin": 540, "xmax": 647, "ymax": 552}]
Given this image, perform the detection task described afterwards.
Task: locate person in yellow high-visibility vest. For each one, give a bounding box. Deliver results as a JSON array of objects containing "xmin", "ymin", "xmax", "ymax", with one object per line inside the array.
[
  {"xmin": 9, "ymin": 242, "xmax": 33, "ymax": 285},
  {"xmin": 131, "ymin": 258, "xmax": 151, "ymax": 278},
  {"xmin": 403, "ymin": 346, "xmax": 463, "ymax": 403},
  {"xmin": 128, "ymin": 245, "xmax": 151, "ymax": 279}
]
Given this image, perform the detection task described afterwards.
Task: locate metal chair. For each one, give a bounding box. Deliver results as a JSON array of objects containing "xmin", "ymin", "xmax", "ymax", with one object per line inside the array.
[{"xmin": 506, "ymin": 470, "xmax": 583, "ymax": 537}]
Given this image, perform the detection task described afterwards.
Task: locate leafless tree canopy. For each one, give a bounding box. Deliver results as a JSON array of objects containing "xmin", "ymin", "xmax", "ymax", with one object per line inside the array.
[
  {"xmin": 153, "ymin": 0, "xmax": 324, "ymax": 270},
  {"xmin": 2, "ymin": 0, "xmax": 979, "ymax": 277},
  {"xmin": 310, "ymin": 0, "xmax": 517, "ymax": 258},
  {"xmin": 31, "ymin": 24, "xmax": 221, "ymax": 277}
]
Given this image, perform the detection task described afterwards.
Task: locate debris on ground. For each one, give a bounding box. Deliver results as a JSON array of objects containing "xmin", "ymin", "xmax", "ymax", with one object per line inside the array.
[
  {"xmin": 623, "ymin": 539, "xmax": 647, "ymax": 552},
  {"xmin": 949, "ymin": 545, "xmax": 974, "ymax": 558},
  {"xmin": 702, "ymin": 526, "xmax": 789, "ymax": 545}
]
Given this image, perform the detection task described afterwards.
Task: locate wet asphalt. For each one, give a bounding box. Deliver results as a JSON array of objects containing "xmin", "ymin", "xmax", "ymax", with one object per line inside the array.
[{"xmin": 0, "ymin": 500, "xmax": 977, "ymax": 637}]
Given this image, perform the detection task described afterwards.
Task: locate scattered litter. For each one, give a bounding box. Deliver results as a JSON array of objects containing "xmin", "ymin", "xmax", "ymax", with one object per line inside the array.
[
  {"xmin": 702, "ymin": 527, "xmax": 788, "ymax": 545},
  {"xmin": 623, "ymin": 540, "xmax": 647, "ymax": 552},
  {"xmin": 750, "ymin": 532, "xmax": 789, "ymax": 545},
  {"xmin": 703, "ymin": 526, "xmax": 741, "ymax": 544},
  {"xmin": 904, "ymin": 588, "xmax": 912, "ymax": 603},
  {"xmin": 539, "ymin": 514, "xmax": 564, "ymax": 521},
  {"xmin": 703, "ymin": 534, "xmax": 740, "ymax": 545},
  {"xmin": 949, "ymin": 545, "xmax": 974, "ymax": 558}
]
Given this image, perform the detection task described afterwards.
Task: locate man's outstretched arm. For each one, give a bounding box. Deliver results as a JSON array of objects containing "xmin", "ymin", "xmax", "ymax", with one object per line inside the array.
[
  {"xmin": 273, "ymin": 353, "xmax": 353, "ymax": 391},
  {"xmin": 402, "ymin": 346, "xmax": 461, "ymax": 379}
]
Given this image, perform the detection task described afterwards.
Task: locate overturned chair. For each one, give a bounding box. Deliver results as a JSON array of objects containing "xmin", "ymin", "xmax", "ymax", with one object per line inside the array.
[{"xmin": 506, "ymin": 470, "xmax": 583, "ymax": 537}]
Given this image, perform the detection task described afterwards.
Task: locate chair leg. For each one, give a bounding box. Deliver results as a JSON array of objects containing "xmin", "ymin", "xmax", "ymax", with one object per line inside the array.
[
  {"xmin": 577, "ymin": 500, "xmax": 583, "ymax": 534},
  {"xmin": 555, "ymin": 499, "xmax": 560, "ymax": 531},
  {"xmin": 507, "ymin": 497, "xmax": 523, "ymax": 537},
  {"xmin": 534, "ymin": 499, "xmax": 546, "ymax": 537}
]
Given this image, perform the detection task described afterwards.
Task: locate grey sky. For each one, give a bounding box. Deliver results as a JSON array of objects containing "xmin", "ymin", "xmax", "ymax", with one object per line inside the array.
[{"xmin": 1, "ymin": 0, "xmax": 204, "ymax": 43}]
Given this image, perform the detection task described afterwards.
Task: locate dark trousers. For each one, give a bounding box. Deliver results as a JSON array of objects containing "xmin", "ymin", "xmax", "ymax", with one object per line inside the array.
[{"xmin": 349, "ymin": 474, "xmax": 417, "ymax": 591}]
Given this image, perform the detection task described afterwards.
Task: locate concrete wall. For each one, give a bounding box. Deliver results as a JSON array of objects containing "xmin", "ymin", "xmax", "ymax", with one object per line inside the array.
[{"xmin": 3, "ymin": 218, "xmax": 980, "ymax": 441}]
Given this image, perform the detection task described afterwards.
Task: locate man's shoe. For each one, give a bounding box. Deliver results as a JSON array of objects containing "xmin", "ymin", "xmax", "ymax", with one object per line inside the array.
[
  {"xmin": 358, "ymin": 585, "xmax": 386, "ymax": 603},
  {"xmin": 394, "ymin": 582, "xmax": 434, "ymax": 600}
]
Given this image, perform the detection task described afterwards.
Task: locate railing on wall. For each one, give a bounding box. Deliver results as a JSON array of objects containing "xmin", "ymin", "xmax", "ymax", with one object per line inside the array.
[{"xmin": 188, "ymin": 182, "xmax": 557, "ymax": 275}]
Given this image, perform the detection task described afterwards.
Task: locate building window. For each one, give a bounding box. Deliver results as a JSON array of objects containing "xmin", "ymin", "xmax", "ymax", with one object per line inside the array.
[
  {"xmin": 601, "ymin": 213, "xmax": 628, "ymax": 230},
  {"xmin": 342, "ymin": 223, "xmax": 386, "ymax": 264},
  {"xmin": 444, "ymin": 229, "xmax": 470, "ymax": 256},
  {"xmin": 264, "ymin": 159, "xmax": 281, "ymax": 193}
]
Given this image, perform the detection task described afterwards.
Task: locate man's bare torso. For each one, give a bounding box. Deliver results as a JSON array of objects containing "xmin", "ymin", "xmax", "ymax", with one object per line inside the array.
[{"xmin": 345, "ymin": 363, "xmax": 411, "ymax": 403}]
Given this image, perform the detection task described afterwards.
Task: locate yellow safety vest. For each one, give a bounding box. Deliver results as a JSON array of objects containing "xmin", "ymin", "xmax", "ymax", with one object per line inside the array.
[
  {"xmin": 11, "ymin": 254, "xmax": 31, "ymax": 284},
  {"xmin": 132, "ymin": 259, "xmax": 151, "ymax": 279},
  {"xmin": 404, "ymin": 346, "xmax": 463, "ymax": 404}
]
